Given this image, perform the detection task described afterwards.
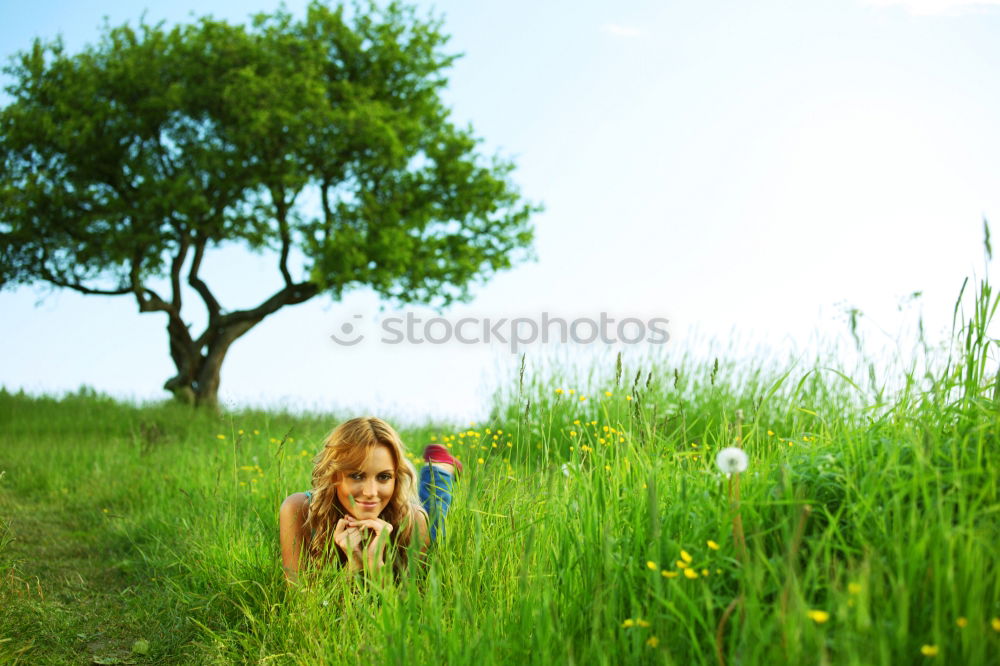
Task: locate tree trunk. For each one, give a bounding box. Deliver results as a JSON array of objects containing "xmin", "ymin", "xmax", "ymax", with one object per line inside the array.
[{"xmin": 163, "ymin": 319, "xmax": 260, "ymax": 409}]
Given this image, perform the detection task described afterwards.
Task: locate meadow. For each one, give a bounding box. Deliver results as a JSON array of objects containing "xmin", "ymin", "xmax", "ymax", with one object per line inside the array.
[{"xmin": 2, "ymin": 279, "xmax": 999, "ymax": 665}]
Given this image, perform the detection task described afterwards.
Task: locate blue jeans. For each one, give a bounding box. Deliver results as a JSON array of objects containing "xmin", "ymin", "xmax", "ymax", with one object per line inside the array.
[{"xmin": 418, "ymin": 465, "xmax": 454, "ymax": 542}]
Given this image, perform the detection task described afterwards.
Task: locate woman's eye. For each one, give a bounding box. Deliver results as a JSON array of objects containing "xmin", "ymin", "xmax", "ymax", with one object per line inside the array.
[
  {"xmin": 378, "ymin": 473, "xmax": 393, "ymax": 481},
  {"xmin": 350, "ymin": 473, "xmax": 364, "ymax": 481}
]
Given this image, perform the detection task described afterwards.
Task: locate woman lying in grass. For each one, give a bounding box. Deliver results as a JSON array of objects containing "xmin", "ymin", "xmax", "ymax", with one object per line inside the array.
[{"xmin": 279, "ymin": 416, "xmax": 460, "ymax": 583}]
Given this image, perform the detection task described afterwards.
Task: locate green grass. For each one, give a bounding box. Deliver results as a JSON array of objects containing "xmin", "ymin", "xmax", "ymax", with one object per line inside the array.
[{"xmin": 2, "ymin": 278, "xmax": 999, "ymax": 664}]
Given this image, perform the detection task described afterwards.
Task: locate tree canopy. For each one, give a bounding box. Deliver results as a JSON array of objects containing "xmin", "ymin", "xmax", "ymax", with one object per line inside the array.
[{"xmin": 0, "ymin": 0, "xmax": 538, "ymax": 407}]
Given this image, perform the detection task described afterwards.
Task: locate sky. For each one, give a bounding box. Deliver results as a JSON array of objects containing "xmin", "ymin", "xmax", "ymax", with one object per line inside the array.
[{"xmin": 2, "ymin": 0, "xmax": 999, "ymax": 424}]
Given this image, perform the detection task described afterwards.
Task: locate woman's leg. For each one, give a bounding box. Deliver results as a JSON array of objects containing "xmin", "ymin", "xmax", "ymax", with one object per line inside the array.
[{"xmin": 419, "ymin": 464, "xmax": 454, "ymax": 541}]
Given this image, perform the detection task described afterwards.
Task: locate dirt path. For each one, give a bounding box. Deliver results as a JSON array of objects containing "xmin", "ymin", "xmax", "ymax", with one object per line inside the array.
[{"xmin": 0, "ymin": 490, "xmax": 166, "ymax": 665}]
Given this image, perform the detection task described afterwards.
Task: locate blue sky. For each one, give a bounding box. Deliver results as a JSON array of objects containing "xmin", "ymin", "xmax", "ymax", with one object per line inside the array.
[{"xmin": 2, "ymin": 0, "xmax": 999, "ymax": 423}]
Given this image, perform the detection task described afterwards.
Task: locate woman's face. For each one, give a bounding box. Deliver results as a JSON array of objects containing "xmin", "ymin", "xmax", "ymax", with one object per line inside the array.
[{"xmin": 335, "ymin": 444, "xmax": 396, "ymax": 519}]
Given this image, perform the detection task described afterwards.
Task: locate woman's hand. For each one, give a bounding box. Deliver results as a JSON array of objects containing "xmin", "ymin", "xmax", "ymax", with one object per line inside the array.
[
  {"xmin": 333, "ymin": 516, "xmax": 366, "ymax": 572},
  {"xmin": 334, "ymin": 515, "xmax": 393, "ymax": 572},
  {"xmin": 346, "ymin": 516, "xmax": 394, "ymax": 570}
]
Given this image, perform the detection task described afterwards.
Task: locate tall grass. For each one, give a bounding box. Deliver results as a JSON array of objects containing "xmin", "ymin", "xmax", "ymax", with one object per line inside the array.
[{"xmin": 1, "ymin": 275, "xmax": 998, "ymax": 664}]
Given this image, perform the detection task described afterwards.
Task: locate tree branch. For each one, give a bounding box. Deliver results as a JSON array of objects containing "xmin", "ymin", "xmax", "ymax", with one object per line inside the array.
[
  {"xmin": 34, "ymin": 248, "xmax": 132, "ymax": 296},
  {"xmin": 320, "ymin": 179, "xmax": 334, "ymax": 246},
  {"xmin": 193, "ymin": 281, "xmax": 318, "ymax": 350},
  {"xmin": 170, "ymin": 224, "xmax": 189, "ymax": 311},
  {"xmin": 188, "ymin": 233, "xmax": 222, "ymax": 323},
  {"xmin": 129, "ymin": 255, "xmax": 173, "ymax": 313},
  {"xmin": 273, "ymin": 186, "xmax": 293, "ymax": 287},
  {"xmin": 41, "ymin": 271, "xmax": 132, "ymax": 296}
]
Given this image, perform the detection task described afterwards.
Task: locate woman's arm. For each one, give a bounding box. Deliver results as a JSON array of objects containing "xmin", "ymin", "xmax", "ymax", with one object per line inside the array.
[{"xmin": 278, "ymin": 493, "xmax": 311, "ymax": 585}]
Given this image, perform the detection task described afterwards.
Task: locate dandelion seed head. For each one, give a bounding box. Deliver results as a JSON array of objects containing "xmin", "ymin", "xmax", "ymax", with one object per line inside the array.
[{"xmin": 716, "ymin": 447, "xmax": 748, "ymax": 474}]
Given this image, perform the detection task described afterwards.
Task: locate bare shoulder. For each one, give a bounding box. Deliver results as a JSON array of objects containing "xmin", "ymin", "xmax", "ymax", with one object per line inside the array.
[{"xmin": 280, "ymin": 492, "xmax": 310, "ymax": 524}]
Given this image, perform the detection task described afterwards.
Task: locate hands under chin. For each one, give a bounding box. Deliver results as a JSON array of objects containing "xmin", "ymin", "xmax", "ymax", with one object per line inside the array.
[{"xmin": 333, "ymin": 514, "xmax": 394, "ymax": 573}]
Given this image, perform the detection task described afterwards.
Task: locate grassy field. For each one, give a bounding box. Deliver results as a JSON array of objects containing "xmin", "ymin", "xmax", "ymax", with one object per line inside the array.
[{"xmin": 2, "ymin": 281, "xmax": 999, "ymax": 664}]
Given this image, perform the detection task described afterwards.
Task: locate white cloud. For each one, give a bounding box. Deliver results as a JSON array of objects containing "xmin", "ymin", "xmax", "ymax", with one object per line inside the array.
[
  {"xmin": 600, "ymin": 24, "xmax": 642, "ymax": 37},
  {"xmin": 863, "ymin": 0, "xmax": 1000, "ymax": 15}
]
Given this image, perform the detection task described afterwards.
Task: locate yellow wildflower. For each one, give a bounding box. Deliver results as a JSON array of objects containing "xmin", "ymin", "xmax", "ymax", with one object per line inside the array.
[
  {"xmin": 956, "ymin": 617, "xmax": 968, "ymax": 628},
  {"xmin": 701, "ymin": 569, "xmax": 709, "ymax": 576},
  {"xmin": 767, "ymin": 429, "xmax": 774, "ymax": 436},
  {"xmin": 707, "ymin": 540, "xmax": 720, "ymax": 550},
  {"xmin": 920, "ymin": 645, "xmax": 938, "ymax": 657},
  {"xmin": 253, "ymin": 429, "xmax": 260, "ymax": 435},
  {"xmin": 646, "ymin": 561, "xmax": 657, "ymax": 570},
  {"xmin": 477, "ymin": 458, "xmax": 485, "ymax": 464},
  {"xmin": 806, "ymin": 610, "xmax": 830, "ymax": 624},
  {"xmin": 621, "ymin": 618, "xmax": 634, "ymax": 628},
  {"xmin": 605, "ymin": 391, "xmax": 612, "ymax": 397},
  {"xmin": 680, "ymin": 550, "xmax": 693, "ymax": 563},
  {"xmin": 216, "ymin": 434, "xmax": 226, "ymax": 440},
  {"xmin": 238, "ymin": 429, "xmax": 244, "ymax": 435},
  {"xmin": 848, "ymin": 583, "xmax": 862, "ymax": 595},
  {"xmin": 579, "ymin": 396, "xmax": 586, "ymax": 401},
  {"xmin": 661, "ymin": 570, "xmax": 678, "ymax": 578},
  {"xmin": 626, "ymin": 395, "xmax": 632, "ymax": 401},
  {"xmin": 992, "ymin": 617, "xmax": 1000, "ymax": 631},
  {"xmin": 636, "ymin": 618, "xmax": 651, "ymax": 628},
  {"xmin": 683, "ymin": 568, "xmax": 698, "ymax": 579},
  {"xmin": 646, "ymin": 636, "xmax": 659, "ymax": 648},
  {"xmin": 675, "ymin": 560, "xmax": 688, "ymax": 569}
]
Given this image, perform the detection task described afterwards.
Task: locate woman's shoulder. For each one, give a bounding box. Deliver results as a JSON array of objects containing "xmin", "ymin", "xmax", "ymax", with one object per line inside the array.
[{"xmin": 280, "ymin": 492, "xmax": 311, "ymax": 520}]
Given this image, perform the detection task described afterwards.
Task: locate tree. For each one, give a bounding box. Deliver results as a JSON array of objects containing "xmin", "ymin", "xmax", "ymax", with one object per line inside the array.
[{"xmin": 0, "ymin": 1, "xmax": 538, "ymax": 408}]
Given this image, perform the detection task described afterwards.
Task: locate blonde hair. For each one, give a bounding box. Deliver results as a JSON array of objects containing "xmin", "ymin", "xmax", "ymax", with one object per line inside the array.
[{"xmin": 303, "ymin": 416, "xmax": 424, "ymax": 575}]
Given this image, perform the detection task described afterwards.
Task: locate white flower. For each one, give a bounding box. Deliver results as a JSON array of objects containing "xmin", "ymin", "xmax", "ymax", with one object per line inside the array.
[
  {"xmin": 561, "ymin": 463, "xmax": 571, "ymax": 477},
  {"xmin": 716, "ymin": 447, "xmax": 748, "ymax": 475}
]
